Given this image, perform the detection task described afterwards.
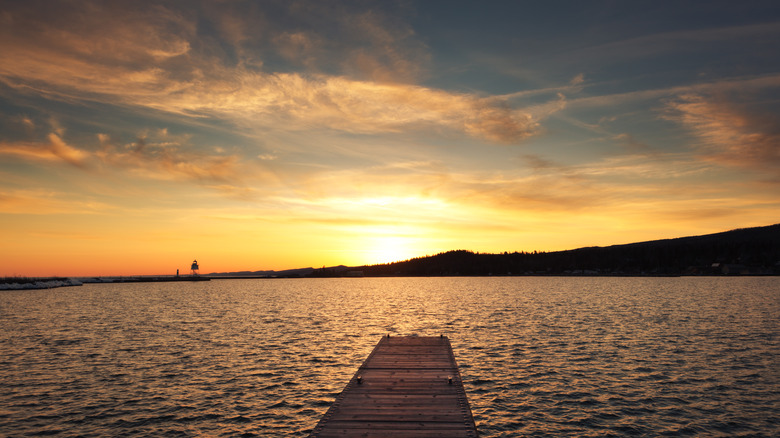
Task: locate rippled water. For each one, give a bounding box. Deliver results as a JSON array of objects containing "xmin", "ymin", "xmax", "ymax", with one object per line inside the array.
[{"xmin": 1, "ymin": 277, "xmax": 778, "ymax": 436}]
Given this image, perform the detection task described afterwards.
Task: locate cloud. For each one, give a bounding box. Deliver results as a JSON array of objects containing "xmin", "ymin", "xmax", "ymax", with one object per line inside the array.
[
  {"xmin": 273, "ymin": 31, "xmax": 320, "ymax": 68},
  {"xmin": 565, "ymin": 74, "xmax": 780, "ymax": 110},
  {"xmin": 0, "ymin": 134, "xmax": 88, "ymax": 168},
  {"xmin": 665, "ymin": 92, "xmax": 780, "ymax": 177},
  {"xmin": 95, "ymin": 129, "xmax": 251, "ymax": 188},
  {"xmin": 0, "ymin": 1, "xmax": 194, "ymax": 63},
  {"xmin": 521, "ymin": 154, "xmax": 558, "ymax": 171},
  {"xmin": 341, "ymin": 8, "xmax": 428, "ymax": 83},
  {"xmin": 574, "ymin": 20, "xmax": 780, "ymax": 65},
  {"xmin": 0, "ymin": 188, "xmax": 113, "ymax": 215},
  {"xmin": 0, "ymin": 1, "xmax": 559, "ymax": 144},
  {"xmin": 0, "ymin": 127, "xmax": 253, "ymax": 197},
  {"xmin": 432, "ymin": 148, "xmax": 730, "ymax": 223},
  {"xmin": 612, "ymin": 133, "xmax": 657, "ymax": 155},
  {"xmin": 21, "ymin": 117, "xmax": 35, "ymax": 130}
]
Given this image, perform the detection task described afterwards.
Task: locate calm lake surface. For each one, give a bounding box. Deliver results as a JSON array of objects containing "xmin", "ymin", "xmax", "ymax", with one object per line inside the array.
[{"xmin": 1, "ymin": 277, "xmax": 778, "ymax": 437}]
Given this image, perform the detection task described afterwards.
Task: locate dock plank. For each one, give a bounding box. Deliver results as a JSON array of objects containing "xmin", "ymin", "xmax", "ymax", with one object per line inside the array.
[{"xmin": 309, "ymin": 335, "xmax": 478, "ymax": 437}]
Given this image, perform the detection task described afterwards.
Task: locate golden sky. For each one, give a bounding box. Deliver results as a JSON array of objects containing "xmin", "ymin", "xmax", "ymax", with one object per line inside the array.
[{"xmin": 1, "ymin": 1, "xmax": 779, "ymax": 276}]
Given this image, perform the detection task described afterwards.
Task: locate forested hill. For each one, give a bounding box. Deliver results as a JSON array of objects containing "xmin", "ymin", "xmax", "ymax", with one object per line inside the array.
[{"xmin": 355, "ymin": 224, "xmax": 780, "ymax": 276}]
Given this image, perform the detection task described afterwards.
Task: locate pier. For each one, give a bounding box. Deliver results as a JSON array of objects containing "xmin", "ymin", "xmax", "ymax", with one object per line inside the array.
[{"xmin": 310, "ymin": 335, "xmax": 478, "ymax": 437}]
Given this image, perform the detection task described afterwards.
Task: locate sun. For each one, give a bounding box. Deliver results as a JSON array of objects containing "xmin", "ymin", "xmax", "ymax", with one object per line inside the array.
[{"xmin": 364, "ymin": 235, "xmax": 417, "ymax": 265}]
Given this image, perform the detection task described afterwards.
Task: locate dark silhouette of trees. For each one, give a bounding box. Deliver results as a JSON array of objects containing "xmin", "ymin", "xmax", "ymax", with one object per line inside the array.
[{"xmin": 354, "ymin": 224, "xmax": 780, "ymax": 276}]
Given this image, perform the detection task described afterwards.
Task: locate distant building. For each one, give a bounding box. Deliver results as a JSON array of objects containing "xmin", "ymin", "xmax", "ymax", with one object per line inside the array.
[{"xmin": 191, "ymin": 259, "xmax": 200, "ymax": 276}]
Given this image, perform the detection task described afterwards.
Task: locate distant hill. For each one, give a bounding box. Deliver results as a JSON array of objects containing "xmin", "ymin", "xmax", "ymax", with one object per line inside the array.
[
  {"xmin": 353, "ymin": 224, "xmax": 780, "ymax": 277},
  {"xmin": 211, "ymin": 224, "xmax": 780, "ymax": 277},
  {"xmin": 208, "ymin": 265, "xmax": 349, "ymax": 278}
]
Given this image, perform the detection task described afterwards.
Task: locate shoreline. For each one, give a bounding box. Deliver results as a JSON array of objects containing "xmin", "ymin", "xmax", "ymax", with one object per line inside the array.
[
  {"xmin": 0, "ymin": 275, "xmax": 210, "ymax": 291},
  {"xmin": 3, "ymin": 273, "xmax": 777, "ymax": 291}
]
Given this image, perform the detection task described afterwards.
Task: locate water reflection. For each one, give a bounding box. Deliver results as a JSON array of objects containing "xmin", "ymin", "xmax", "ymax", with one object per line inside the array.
[{"xmin": 0, "ymin": 277, "xmax": 778, "ymax": 436}]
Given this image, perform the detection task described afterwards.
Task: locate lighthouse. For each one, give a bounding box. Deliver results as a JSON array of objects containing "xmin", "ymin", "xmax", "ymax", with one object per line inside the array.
[{"xmin": 190, "ymin": 259, "xmax": 200, "ymax": 276}]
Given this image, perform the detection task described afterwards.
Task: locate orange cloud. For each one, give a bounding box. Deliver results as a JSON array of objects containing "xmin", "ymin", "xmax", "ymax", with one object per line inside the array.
[
  {"xmin": 0, "ymin": 128, "xmax": 252, "ymax": 197},
  {"xmin": 95, "ymin": 130, "xmax": 252, "ymax": 190},
  {"xmin": 0, "ymin": 134, "xmax": 88, "ymax": 168},
  {"xmin": 342, "ymin": 9, "xmax": 428, "ymax": 83},
  {"xmin": 0, "ymin": 188, "xmax": 113, "ymax": 215},
  {"xmin": 666, "ymin": 93, "xmax": 780, "ymax": 177},
  {"xmin": 0, "ymin": 1, "xmax": 558, "ymax": 144}
]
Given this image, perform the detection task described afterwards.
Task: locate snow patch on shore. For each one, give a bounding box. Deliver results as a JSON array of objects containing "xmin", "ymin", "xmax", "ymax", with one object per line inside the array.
[{"xmin": 0, "ymin": 278, "xmax": 83, "ymax": 290}]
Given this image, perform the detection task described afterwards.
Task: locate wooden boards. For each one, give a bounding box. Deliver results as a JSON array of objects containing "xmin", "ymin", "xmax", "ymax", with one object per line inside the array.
[{"xmin": 309, "ymin": 335, "xmax": 479, "ymax": 437}]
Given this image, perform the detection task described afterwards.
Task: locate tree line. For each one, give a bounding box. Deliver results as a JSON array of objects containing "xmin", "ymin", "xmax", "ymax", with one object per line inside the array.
[{"xmin": 351, "ymin": 224, "xmax": 780, "ymax": 277}]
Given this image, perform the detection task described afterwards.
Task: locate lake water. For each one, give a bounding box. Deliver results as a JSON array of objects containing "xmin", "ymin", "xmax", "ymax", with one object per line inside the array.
[{"xmin": 1, "ymin": 277, "xmax": 778, "ymax": 437}]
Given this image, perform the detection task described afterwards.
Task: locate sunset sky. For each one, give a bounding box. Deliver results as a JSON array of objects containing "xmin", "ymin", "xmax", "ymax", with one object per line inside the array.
[{"xmin": 2, "ymin": 1, "xmax": 779, "ymax": 276}]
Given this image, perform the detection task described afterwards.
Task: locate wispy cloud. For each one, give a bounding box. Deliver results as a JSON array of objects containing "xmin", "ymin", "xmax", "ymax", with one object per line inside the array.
[
  {"xmin": 665, "ymin": 92, "xmax": 780, "ymax": 178},
  {"xmin": 157, "ymin": 72, "xmax": 549, "ymax": 142},
  {"xmin": 94, "ymin": 129, "xmax": 262, "ymax": 198},
  {"xmin": 565, "ymin": 74, "xmax": 780, "ymax": 110},
  {"xmin": 0, "ymin": 1, "xmax": 560, "ymax": 144},
  {"xmin": 0, "ymin": 134, "xmax": 89, "ymax": 168},
  {"xmin": 0, "ymin": 188, "xmax": 113, "ymax": 215},
  {"xmin": 0, "ymin": 127, "xmax": 253, "ymax": 197},
  {"xmin": 574, "ymin": 20, "xmax": 780, "ymax": 65}
]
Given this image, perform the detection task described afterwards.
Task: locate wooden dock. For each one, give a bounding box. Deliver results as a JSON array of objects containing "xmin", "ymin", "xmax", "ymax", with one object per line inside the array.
[{"xmin": 310, "ymin": 335, "xmax": 478, "ymax": 437}]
